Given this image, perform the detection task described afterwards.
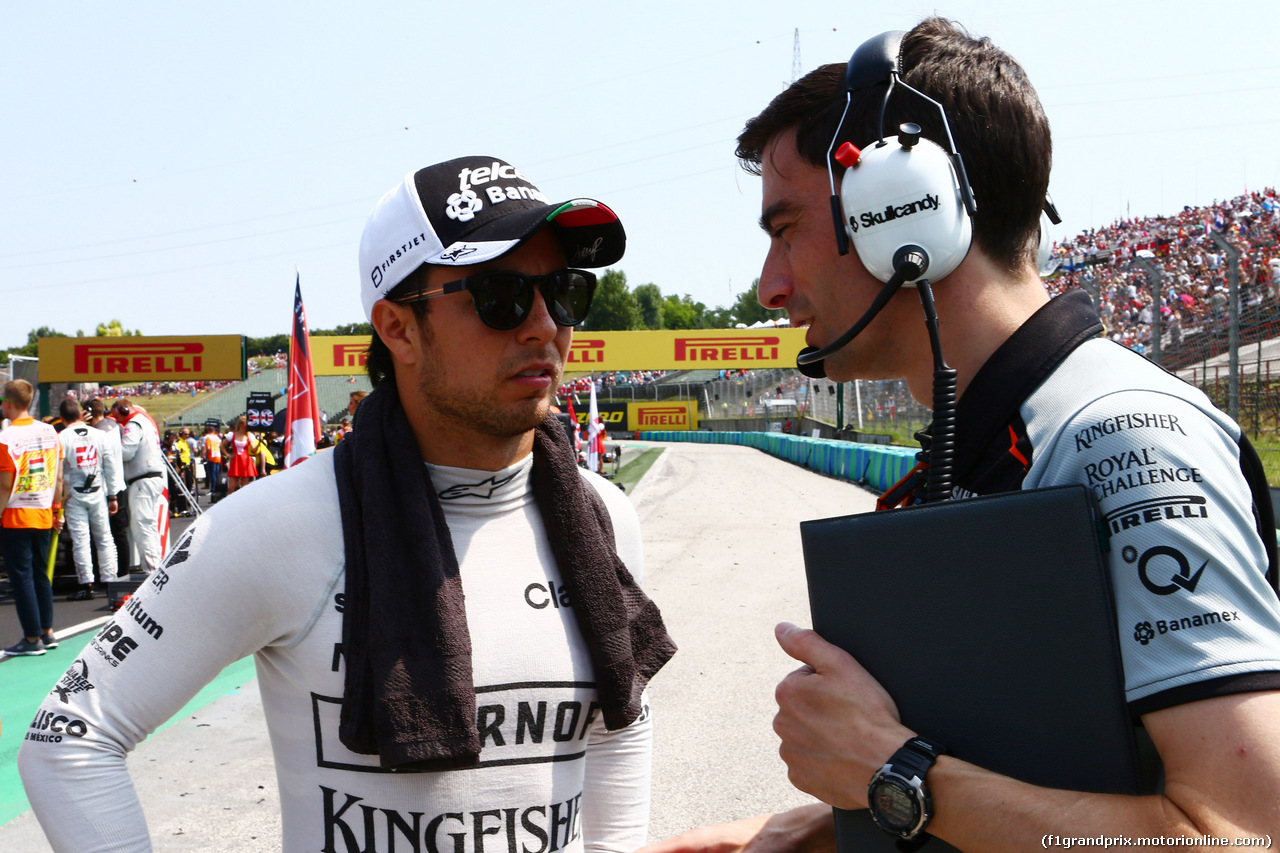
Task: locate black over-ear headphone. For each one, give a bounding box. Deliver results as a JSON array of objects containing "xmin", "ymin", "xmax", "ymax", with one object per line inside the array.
[
  {"xmin": 796, "ymin": 30, "xmax": 977, "ymax": 379},
  {"xmin": 831, "ymin": 31, "xmax": 976, "ymax": 280}
]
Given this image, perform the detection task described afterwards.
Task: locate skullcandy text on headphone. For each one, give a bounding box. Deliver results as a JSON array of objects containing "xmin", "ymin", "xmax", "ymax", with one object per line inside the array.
[{"xmin": 848, "ymin": 192, "xmax": 942, "ymax": 233}]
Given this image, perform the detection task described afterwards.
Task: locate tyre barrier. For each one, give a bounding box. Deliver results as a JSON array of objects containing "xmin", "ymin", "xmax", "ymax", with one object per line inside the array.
[{"xmin": 637, "ymin": 431, "xmax": 917, "ymax": 493}]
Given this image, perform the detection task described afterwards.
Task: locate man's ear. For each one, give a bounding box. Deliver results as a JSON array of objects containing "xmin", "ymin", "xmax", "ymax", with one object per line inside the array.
[{"xmin": 371, "ymin": 300, "xmax": 422, "ymax": 367}]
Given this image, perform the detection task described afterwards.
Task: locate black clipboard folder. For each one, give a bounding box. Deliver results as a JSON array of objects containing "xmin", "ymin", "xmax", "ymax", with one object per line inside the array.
[{"xmin": 799, "ymin": 485, "xmax": 1145, "ymax": 852}]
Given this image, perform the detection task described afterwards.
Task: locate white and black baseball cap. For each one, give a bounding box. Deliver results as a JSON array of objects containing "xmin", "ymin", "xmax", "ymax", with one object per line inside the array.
[{"xmin": 358, "ymin": 155, "xmax": 625, "ymax": 322}]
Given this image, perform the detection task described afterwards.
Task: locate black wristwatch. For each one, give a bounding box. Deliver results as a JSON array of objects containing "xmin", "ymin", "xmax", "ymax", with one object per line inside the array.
[{"xmin": 867, "ymin": 735, "xmax": 947, "ymax": 849}]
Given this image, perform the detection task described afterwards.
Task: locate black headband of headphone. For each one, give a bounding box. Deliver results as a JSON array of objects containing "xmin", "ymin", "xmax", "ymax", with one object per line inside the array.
[
  {"xmin": 833, "ymin": 29, "xmax": 1058, "ymax": 227},
  {"xmin": 843, "ymin": 30, "xmax": 905, "ymax": 93}
]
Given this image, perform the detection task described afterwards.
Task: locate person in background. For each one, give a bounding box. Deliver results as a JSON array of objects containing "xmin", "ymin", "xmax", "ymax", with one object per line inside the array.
[
  {"xmin": 0, "ymin": 379, "xmax": 64, "ymax": 656},
  {"xmin": 223, "ymin": 415, "xmax": 259, "ymax": 494},
  {"xmin": 200, "ymin": 423, "xmax": 223, "ymax": 493},
  {"xmin": 57, "ymin": 399, "xmax": 119, "ymax": 601},
  {"xmin": 112, "ymin": 398, "xmax": 169, "ymax": 574},
  {"xmin": 348, "ymin": 389, "xmax": 368, "ymax": 425},
  {"xmin": 86, "ymin": 398, "xmax": 129, "ymax": 575}
]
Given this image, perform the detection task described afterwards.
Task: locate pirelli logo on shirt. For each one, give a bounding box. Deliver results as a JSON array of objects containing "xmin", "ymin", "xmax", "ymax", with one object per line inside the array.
[{"xmin": 39, "ymin": 336, "xmax": 246, "ymax": 383}]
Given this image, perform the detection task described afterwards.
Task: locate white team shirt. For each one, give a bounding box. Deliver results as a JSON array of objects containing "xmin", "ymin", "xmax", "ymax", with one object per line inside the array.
[{"xmin": 19, "ymin": 449, "xmax": 653, "ymax": 853}]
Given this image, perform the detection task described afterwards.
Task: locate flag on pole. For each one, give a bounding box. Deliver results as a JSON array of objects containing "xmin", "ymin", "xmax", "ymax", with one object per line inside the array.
[
  {"xmin": 565, "ymin": 395, "xmax": 582, "ymax": 455},
  {"xmin": 284, "ymin": 271, "xmax": 321, "ymax": 468},
  {"xmin": 585, "ymin": 380, "xmax": 605, "ymax": 474}
]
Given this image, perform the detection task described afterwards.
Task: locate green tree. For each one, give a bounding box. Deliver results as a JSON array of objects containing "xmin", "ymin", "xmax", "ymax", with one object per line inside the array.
[
  {"xmin": 660, "ymin": 294, "xmax": 707, "ymax": 330},
  {"xmin": 582, "ymin": 269, "xmax": 641, "ymax": 331},
  {"xmin": 95, "ymin": 319, "xmax": 140, "ymax": 337},
  {"xmin": 730, "ymin": 279, "xmax": 787, "ymax": 327},
  {"xmin": 703, "ymin": 306, "xmax": 735, "ymax": 328},
  {"xmin": 245, "ymin": 334, "xmax": 290, "ymax": 358},
  {"xmin": 633, "ymin": 283, "xmax": 664, "ymax": 330}
]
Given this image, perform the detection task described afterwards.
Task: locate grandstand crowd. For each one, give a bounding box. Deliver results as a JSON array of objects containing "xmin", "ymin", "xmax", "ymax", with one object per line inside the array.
[
  {"xmin": 1048, "ymin": 188, "xmax": 1280, "ymax": 359},
  {"xmin": 65, "ymin": 379, "xmax": 237, "ymax": 402},
  {"xmin": 558, "ymin": 370, "xmax": 671, "ymax": 397}
]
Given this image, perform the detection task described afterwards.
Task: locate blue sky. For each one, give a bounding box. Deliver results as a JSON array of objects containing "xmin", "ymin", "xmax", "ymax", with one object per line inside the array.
[{"xmin": 1, "ymin": 0, "xmax": 1276, "ymax": 347}]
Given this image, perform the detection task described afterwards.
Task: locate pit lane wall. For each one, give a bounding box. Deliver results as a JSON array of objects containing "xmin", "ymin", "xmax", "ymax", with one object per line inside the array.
[{"xmin": 638, "ymin": 430, "xmax": 917, "ymax": 493}]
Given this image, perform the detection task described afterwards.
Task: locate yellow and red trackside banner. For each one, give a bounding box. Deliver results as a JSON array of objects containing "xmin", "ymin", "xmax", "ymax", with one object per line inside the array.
[
  {"xmin": 627, "ymin": 401, "xmax": 698, "ymax": 431},
  {"xmin": 564, "ymin": 401, "xmax": 699, "ymax": 432},
  {"xmin": 566, "ymin": 328, "xmax": 805, "ymax": 370},
  {"xmin": 39, "ymin": 328, "xmax": 804, "ymax": 382},
  {"xmin": 39, "ymin": 336, "xmax": 246, "ymax": 383},
  {"xmin": 313, "ymin": 336, "xmax": 371, "ymax": 376},
  {"xmin": 312, "ymin": 328, "xmax": 806, "ymax": 375}
]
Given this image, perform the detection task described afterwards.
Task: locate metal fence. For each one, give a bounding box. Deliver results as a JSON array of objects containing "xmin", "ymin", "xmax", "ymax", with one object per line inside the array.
[{"xmin": 695, "ymin": 369, "xmax": 931, "ymax": 439}]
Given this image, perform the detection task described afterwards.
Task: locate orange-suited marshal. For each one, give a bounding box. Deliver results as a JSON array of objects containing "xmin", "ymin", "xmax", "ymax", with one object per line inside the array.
[{"xmin": 0, "ymin": 379, "xmax": 64, "ymax": 657}]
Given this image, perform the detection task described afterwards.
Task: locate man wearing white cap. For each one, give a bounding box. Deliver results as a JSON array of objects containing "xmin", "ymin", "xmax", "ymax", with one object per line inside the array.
[{"xmin": 22, "ymin": 156, "xmax": 675, "ymax": 853}]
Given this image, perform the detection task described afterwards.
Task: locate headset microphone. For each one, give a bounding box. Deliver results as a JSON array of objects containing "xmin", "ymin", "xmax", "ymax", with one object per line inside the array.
[
  {"xmin": 796, "ymin": 348, "xmax": 828, "ymax": 379},
  {"xmin": 794, "ymin": 252, "xmax": 920, "ymax": 374}
]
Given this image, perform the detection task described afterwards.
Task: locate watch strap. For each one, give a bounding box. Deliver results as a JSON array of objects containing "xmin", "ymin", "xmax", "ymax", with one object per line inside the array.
[{"xmin": 889, "ymin": 735, "xmax": 947, "ymax": 781}]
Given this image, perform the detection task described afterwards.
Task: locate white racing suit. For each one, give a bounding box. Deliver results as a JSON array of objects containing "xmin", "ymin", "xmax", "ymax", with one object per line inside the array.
[
  {"xmin": 118, "ymin": 409, "xmax": 169, "ymax": 573},
  {"xmin": 59, "ymin": 422, "xmax": 120, "ymax": 584}
]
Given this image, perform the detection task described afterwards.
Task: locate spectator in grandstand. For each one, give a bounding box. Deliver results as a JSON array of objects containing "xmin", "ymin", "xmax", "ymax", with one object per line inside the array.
[
  {"xmin": 222, "ymin": 414, "xmax": 259, "ymax": 493},
  {"xmin": 1047, "ymin": 188, "xmax": 1279, "ymax": 359},
  {"xmin": 21, "ymin": 154, "xmax": 674, "ymax": 851},
  {"xmin": 57, "ymin": 399, "xmax": 118, "ymax": 601},
  {"xmin": 111, "ymin": 398, "xmax": 169, "ymax": 574},
  {"xmin": 644, "ymin": 17, "xmax": 1280, "ymax": 853},
  {"xmin": 0, "ymin": 380, "xmax": 63, "ymax": 657}
]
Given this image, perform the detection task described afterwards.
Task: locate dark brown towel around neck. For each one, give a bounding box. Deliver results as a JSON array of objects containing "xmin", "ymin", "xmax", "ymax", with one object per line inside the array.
[{"xmin": 333, "ymin": 380, "xmax": 676, "ymax": 771}]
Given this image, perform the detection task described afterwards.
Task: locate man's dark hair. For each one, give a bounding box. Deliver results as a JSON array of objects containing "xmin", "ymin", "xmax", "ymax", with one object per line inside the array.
[
  {"xmin": 59, "ymin": 399, "xmax": 81, "ymax": 423},
  {"xmin": 736, "ymin": 17, "xmax": 1051, "ymax": 273},
  {"xmin": 87, "ymin": 398, "xmax": 106, "ymax": 419},
  {"xmin": 366, "ymin": 265, "xmax": 431, "ymax": 387}
]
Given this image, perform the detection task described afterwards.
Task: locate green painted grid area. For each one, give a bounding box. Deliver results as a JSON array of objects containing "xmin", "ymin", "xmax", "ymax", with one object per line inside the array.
[{"xmin": 0, "ymin": 632, "xmax": 257, "ymax": 827}]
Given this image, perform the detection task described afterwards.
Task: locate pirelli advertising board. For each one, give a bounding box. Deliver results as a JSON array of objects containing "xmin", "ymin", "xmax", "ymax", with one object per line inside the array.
[
  {"xmin": 313, "ymin": 336, "xmax": 371, "ymax": 376},
  {"xmin": 39, "ymin": 336, "xmax": 247, "ymax": 383},
  {"xmin": 567, "ymin": 328, "xmax": 805, "ymax": 370},
  {"xmin": 628, "ymin": 401, "xmax": 697, "ymax": 431},
  {"xmin": 566, "ymin": 401, "xmax": 698, "ymax": 432},
  {"xmin": 310, "ymin": 328, "xmax": 805, "ymax": 375}
]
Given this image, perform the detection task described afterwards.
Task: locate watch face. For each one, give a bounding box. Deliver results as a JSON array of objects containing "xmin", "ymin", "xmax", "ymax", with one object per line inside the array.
[{"xmin": 871, "ymin": 779, "xmax": 919, "ymax": 832}]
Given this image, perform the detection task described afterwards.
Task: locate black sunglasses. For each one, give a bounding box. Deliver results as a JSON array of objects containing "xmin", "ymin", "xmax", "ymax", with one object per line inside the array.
[{"xmin": 391, "ymin": 268, "xmax": 597, "ymax": 331}]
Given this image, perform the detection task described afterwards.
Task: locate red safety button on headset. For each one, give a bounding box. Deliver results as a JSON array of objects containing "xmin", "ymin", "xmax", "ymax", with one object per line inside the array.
[{"xmin": 834, "ymin": 142, "xmax": 862, "ymax": 167}]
